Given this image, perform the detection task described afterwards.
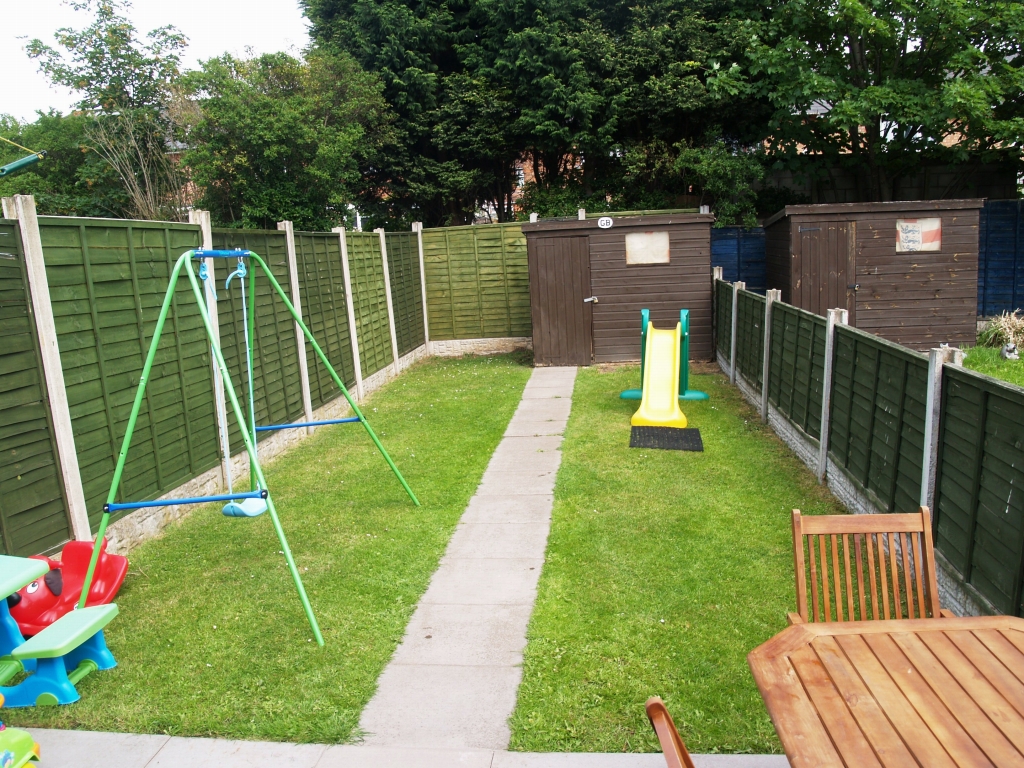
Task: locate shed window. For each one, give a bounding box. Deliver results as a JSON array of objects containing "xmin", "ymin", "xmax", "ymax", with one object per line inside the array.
[
  {"xmin": 625, "ymin": 231, "xmax": 670, "ymax": 264},
  {"xmin": 896, "ymin": 218, "xmax": 941, "ymax": 252}
]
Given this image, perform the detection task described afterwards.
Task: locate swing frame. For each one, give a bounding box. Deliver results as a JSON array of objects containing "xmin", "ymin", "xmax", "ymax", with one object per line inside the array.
[{"xmin": 76, "ymin": 249, "xmax": 420, "ymax": 646}]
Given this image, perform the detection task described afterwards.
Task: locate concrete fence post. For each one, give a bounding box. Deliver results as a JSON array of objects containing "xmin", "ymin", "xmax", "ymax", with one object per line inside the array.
[
  {"xmin": 529, "ymin": 213, "xmax": 539, "ymax": 223},
  {"xmin": 6, "ymin": 195, "xmax": 92, "ymax": 541},
  {"xmin": 816, "ymin": 308, "xmax": 848, "ymax": 482},
  {"xmin": 413, "ymin": 222, "xmax": 431, "ymax": 354},
  {"xmin": 334, "ymin": 227, "xmax": 364, "ymax": 402},
  {"xmin": 188, "ymin": 210, "xmax": 232, "ymax": 486},
  {"xmin": 761, "ymin": 288, "xmax": 781, "ymax": 422},
  {"xmin": 729, "ymin": 281, "xmax": 744, "ymax": 383},
  {"xmin": 376, "ymin": 227, "xmax": 401, "ymax": 377},
  {"xmin": 278, "ymin": 221, "xmax": 314, "ymax": 434},
  {"xmin": 577, "ymin": 209, "xmax": 586, "ymax": 220},
  {"xmin": 920, "ymin": 346, "xmax": 964, "ymax": 510}
]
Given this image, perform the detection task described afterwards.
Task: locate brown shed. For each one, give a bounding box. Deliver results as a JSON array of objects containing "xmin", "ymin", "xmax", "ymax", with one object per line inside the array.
[
  {"xmin": 522, "ymin": 213, "xmax": 714, "ymax": 366},
  {"xmin": 763, "ymin": 200, "xmax": 983, "ymax": 350}
]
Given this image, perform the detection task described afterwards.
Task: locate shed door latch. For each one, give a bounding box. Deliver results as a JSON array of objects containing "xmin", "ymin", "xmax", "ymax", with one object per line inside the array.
[
  {"xmin": 847, "ymin": 284, "xmax": 860, "ymax": 291},
  {"xmin": 583, "ymin": 296, "xmax": 599, "ymax": 304}
]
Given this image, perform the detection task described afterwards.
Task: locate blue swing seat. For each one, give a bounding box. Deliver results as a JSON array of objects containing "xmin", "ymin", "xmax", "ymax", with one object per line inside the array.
[{"xmin": 222, "ymin": 497, "xmax": 268, "ymax": 518}]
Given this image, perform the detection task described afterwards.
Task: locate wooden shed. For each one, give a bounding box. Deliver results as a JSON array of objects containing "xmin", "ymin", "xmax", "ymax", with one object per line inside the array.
[
  {"xmin": 763, "ymin": 200, "xmax": 983, "ymax": 350},
  {"xmin": 522, "ymin": 213, "xmax": 714, "ymax": 366}
]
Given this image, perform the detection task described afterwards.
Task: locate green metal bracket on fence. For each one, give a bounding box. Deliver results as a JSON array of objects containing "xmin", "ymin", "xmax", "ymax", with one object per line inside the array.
[{"xmin": 77, "ymin": 248, "xmax": 421, "ymax": 647}]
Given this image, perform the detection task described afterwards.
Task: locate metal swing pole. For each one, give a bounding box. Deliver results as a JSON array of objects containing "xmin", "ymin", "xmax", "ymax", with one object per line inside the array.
[
  {"xmin": 78, "ymin": 251, "xmax": 324, "ymax": 646},
  {"xmin": 248, "ymin": 252, "xmax": 420, "ymax": 507}
]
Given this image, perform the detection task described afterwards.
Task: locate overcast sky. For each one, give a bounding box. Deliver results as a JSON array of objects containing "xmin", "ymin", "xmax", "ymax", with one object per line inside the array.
[{"xmin": 3, "ymin": 0, "xmax": 311, "ymax": 122}]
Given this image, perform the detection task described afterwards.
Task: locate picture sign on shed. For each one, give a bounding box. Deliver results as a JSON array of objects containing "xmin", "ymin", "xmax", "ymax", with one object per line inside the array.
[{"xmin": 896, "ymin": 217, "xmax": 941, "ymax": 252}]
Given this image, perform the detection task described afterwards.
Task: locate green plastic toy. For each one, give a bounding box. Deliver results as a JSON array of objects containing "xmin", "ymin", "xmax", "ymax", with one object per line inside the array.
[
  {"xmin": 0, "ymin": 720, "xmax": 40, "ymax": 767},
  {"xmin": 621, "ymin": 309, "xmax": 708, "ymax": 401}
]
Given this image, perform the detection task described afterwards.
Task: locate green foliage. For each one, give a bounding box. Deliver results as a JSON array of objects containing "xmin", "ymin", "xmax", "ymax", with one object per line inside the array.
[
  {"xmin": 27, "ymin": 0, "xmax": 186, "ymax": 114},
  {"xmin": 675, "ymin": 139, "xmax": 764, "ymax": 226},
  {"xmin": 964, "ymin": 346, "xmax": 1024, "ymax": 389},
  {"xmin": 302, "ymin": 0, "xmax": 771, "ymax": 225},
  {"xmin": 0, "ymin": 112, "xmax": 127, "ymax": 216},
  {"xmin": 716, "ymin": 0, "xmax": 1024, "ymax": 200},
  {"xmin": 181, "ymin": 52, "xmax": 393, "ymax": 230}
]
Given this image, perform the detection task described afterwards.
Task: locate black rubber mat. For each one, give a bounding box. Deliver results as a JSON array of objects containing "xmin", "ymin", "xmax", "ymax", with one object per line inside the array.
[{"xmin": 629, "ymin": 427, "xmax": 704, "ymax": 451}]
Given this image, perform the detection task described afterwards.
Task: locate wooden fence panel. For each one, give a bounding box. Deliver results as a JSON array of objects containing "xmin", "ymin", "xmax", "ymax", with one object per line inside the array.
[
  {"xmin": 421, "ymin": 222, "xmax": 530, "ymax": 340},
  {"xmin": 768, "ymin": 303, "xmax": 826, "ymax": 439},
  {"xmin": 212, "ymin": 229, "xmax": 304, "ymax": 451},
  {"xmin": 734, "ymin": 289, "xmax": 765, "ymax": 389},
  {"xmin": 39, "ymin": 218, "xmax": 219, "ymax": 528},
  {"xmin": 294, "ymin": 232, "xmax": 356, "ymax": 410},
  {"xmin": 0, "ymin": 221, "xmax": 72, "ymax": 554},
  {"xmin": 384, "ymin": 231, "xmax": 425, "ymax": 356},
  {"xmin": 345, "ymin": 232, "xmax": 393, "ymax": 377},
  {"xmin": 715, "ymin": 279, "xmax": 733, "ymax": 359},
  {"xmin": 934, "ymin": 366, "xmax": 1024, "ymax": 616},
  {"xmin": 827, "ymin": 326, "xmax": 928, "ymax": 514}
]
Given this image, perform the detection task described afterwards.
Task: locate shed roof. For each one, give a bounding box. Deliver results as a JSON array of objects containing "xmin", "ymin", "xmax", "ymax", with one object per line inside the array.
[
  {"xmin": 762, "ymin": 199, "xmax": 985, "ymax": 228},
  {"xmin": 521, "ymin": 213, "xmax": 714, "ymax": 234}
]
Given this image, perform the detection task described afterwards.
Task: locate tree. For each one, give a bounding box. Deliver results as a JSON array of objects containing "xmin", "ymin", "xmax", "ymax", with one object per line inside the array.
[
  {"xmin": 180, "ymin": 52, "xmax": 393, "ymax": 230},
  {"xmin": 717, "ymin": 0, "xmax": 1024, "ymax": 201},
  {"xmin": 0, "ymin": 111, "xmax": 128, "ymax": 216},
  {"xmin": 27, "ymin": 0, "xmax": 190, "ymax": 219}
]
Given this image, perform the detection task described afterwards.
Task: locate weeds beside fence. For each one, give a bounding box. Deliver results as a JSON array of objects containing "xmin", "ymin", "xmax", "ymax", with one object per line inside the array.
[
  {"xmin": 0, "ymin": 196, "xmax": 532, "ymax": 556},
  {"xmin": 714, "ymin": 276, "xmax": 1024, "ymax": 619}
]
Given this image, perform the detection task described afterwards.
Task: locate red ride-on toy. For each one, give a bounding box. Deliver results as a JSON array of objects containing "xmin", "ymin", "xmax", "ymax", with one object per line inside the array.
[{"xmin": 7, "ymin": 540, "xmax": 128, "ymax": 637}]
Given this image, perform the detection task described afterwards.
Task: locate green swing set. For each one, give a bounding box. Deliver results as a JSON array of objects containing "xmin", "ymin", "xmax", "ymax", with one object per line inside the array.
[{"xmin": 76, "ymin": 248, "xmax": 420, "ymax": 646}]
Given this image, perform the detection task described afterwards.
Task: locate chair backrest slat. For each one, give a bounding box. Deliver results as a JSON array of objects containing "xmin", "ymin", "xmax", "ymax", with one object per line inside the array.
[{"xmin": 792, "ymin": 507, "xmax": 941, "ymax": 623}]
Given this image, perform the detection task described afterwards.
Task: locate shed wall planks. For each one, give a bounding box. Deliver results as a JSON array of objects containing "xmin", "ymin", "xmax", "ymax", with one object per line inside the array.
[{"xmin": 0, "ymin": 220, "xmax": 73, "ymax": 554}]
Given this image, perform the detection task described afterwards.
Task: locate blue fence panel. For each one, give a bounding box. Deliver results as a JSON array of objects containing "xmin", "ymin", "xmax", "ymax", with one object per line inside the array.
[
  {"xmin": 711, "ymin": 227, "xmax": 766, "ymax": 293},
  {"xmin": 978, "ymin": 200, "xmax": 1024, "ymax": 316}
]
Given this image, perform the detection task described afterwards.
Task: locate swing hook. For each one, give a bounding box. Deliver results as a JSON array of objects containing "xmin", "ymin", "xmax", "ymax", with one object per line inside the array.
[{"xmin": 224, "ymin": 259, "xmax": 247, "ymax": 289}]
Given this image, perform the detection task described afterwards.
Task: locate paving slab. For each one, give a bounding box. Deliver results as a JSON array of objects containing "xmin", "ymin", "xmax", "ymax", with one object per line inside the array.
[
  {"xmin": 358, "ymin": 664, "xmax": 523, "ymax": 749},
  {"xmin": 446, "ymin": 522, "xmax": 551, "ymax": 559},
  {"xmin": 388, "ymin": 602, "xmax": 534, "ymax": 666},
  {"xmin": 490, "ymin": 435, "xmax": 565, "ymax": 454},
  {"xmin": 28, "ymin": 729, "xmax": 169, "ymax": 768},
  {"xmin": 317, "ymin": 745, "xmax": 494, "ymax": 768},
  {"xmin": 503, "ymin": 419, "xmax": 568, "ymax": 437},
  {"xmin": 422, "ymin": 557, "xmax": 544, "ymax": 605},
  {"xmin": 460, "ymin": 494, "xmax": 554, "ymax": 524},
  {"xmin": 476, "ymin": 469, "xmax": 557, "ymax": 496},
  {"xmin": 508, "ymin": 398, "xmax": 573, "ymax": 422},
  {"xmin": 528, "ymin": 367, "xmax": 578, "ymax": 382},
  {"xmin": 486, "ymin": 448, "xmax": 564, "ymax": 473},
  {"xmin": 149, "ymin": 736, "xmax": 326, "ymax": 767},
  {"xmin": 521, "ymin": 387, "xmax": 574, "ymax": 399}
]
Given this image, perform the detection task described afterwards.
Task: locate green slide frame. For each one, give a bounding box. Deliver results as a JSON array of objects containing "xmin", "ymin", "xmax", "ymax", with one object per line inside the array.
[{"xmin": 620, "ymin": 309, "xmax": 708, "ymax": 401}]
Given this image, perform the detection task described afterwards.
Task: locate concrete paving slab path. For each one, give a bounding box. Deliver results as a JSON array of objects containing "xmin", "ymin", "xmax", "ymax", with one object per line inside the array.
[
  {"xmin": 27, "ymin": 728, "xmax": 791, "ymax": 767},
  {"xmin": 357, "ymin": 366, "xmax": 578, "ymax": 750}
]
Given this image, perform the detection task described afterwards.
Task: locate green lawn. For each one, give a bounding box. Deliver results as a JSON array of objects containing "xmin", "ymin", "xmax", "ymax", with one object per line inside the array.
[
  {"xmin": 508, "ymin": 364, "xmax": 846, "ymax": 754},
  {"xmin": 963, "ymin": 345, "xmax": 1024, "ymax": 388},
  {"xmin": 5, "ymin": 354, "xmax": 532, "ymax": 742}
]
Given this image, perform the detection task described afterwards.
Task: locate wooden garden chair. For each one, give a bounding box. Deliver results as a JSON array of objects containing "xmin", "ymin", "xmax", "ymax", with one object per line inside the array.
[
  {"xmin": 790, "ymin": 506, "xmax": 952, "ymax": 624},
  {"xmin": 645, "ymin": 696, "xmax": 696, "ymax": 768}
]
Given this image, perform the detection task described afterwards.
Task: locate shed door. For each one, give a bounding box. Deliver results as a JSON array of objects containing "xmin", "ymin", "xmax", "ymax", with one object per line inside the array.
[
  {"xmin": 529, "ymin": 236, "xmax": 593, "ymax": 366},
  {"xmin": 797, "ymin": 221, "xmax": 856, "ymax": 323}
]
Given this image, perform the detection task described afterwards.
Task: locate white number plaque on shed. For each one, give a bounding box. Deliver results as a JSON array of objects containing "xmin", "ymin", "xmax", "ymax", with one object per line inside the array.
[
  {"xmin": 625, "ymin": 231, "xmax": 670, "ymax": 265},
  {"xmin": 896, "ymin": 218, "xmax": 941, "ymax": 252}
]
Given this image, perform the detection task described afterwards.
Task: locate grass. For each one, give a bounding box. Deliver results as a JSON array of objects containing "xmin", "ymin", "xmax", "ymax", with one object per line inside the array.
[
  {"xmin": 5, "ymin": 354, "xmax": 532, "ymax": 742},
  {"xmin": 963, "ymin": 345, "xmax": 1024, "ymax": 389},
  {"xmin": 508, "ymin": 364, "xmax": 846, "ymax": 755}
]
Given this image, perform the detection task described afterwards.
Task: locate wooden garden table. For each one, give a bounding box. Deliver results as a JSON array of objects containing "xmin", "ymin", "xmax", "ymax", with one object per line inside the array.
[{"xmin": 748, "ymin": 615, "xmax": 1024, "ymax": 767}]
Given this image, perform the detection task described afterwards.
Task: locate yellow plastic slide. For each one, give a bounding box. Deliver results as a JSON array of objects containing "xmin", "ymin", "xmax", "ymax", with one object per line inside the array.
[{"xmin": 630, "ymin": 322, "xmax": 687, "ymax": 428}]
